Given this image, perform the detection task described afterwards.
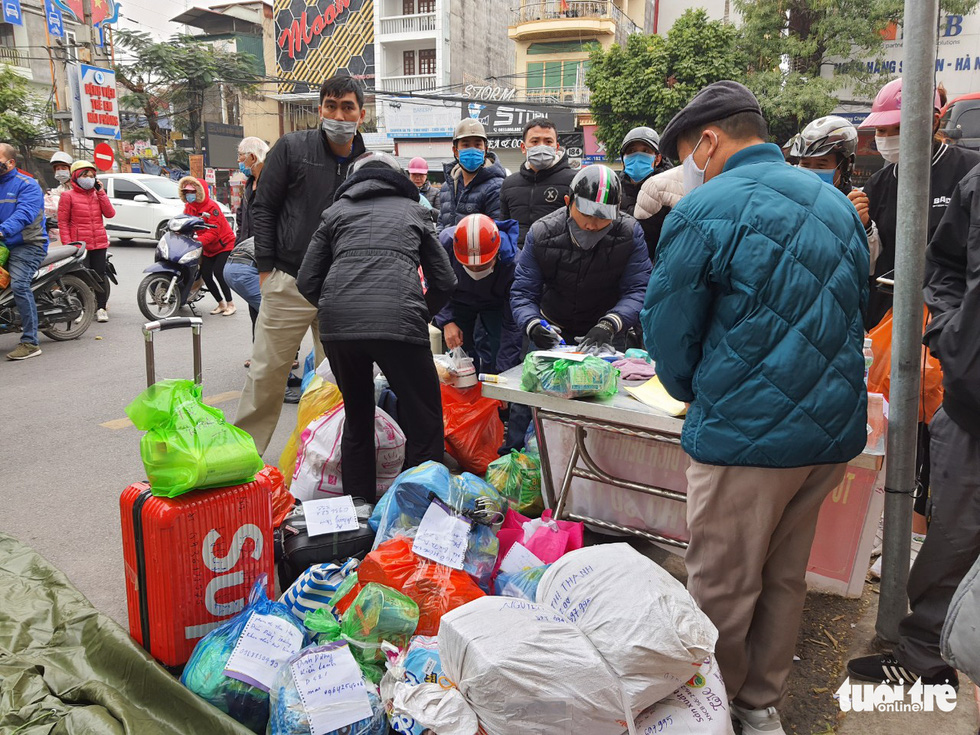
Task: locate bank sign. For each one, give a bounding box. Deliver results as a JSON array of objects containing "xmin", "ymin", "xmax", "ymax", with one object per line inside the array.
[{"xmin": 275, "ymin": 0, "xmax": 374, "ymax": 95}]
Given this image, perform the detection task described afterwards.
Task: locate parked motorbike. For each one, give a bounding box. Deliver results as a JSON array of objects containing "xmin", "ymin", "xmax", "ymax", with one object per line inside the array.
[
  {"xmin": 0, "ymin": 241, "xmax": 103, "ymax": 341},
  {"xmin": 137, "ymin": 215, "xmax": 211, "ymax": 320}
]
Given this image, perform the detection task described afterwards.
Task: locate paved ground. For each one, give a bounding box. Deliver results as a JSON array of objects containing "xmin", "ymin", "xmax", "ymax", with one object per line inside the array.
[{"xmin": 0, "ymin": 239, "xmax": 316, "ymax": 627}]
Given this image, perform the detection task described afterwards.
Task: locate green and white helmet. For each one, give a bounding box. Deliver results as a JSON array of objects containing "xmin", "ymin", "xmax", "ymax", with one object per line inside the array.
[
  {"xmin": 790, "ymin": 116, "xmax": 858, "ymax": 160},
  {"xmin": 570, "ymin": 164, "xmax": 621, "ymax": 219}
]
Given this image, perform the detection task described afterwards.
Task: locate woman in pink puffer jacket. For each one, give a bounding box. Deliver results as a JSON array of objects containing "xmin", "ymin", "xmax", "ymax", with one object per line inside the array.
[{"xmin": 58, "ymin": 160, "xmax": 115, "ymax": 321}]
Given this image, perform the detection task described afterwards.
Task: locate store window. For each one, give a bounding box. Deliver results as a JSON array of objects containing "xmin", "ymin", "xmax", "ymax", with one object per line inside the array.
[
  {"xmin": 419, "ymin": 48, "xmax": 436, "ymax": 75},
  {"xmin": 403, "ymin": 50, "xmax": 416, "ymax": 75}
]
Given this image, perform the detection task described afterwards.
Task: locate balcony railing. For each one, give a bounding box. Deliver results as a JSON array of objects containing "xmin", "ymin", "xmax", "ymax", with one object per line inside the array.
[
  {"xmin": 527, "ymin": 85, "xmax": 591, "ymax": 104},
  {"xmin": 511, "ymin": 1, "xmax": 640, "ymax": 43},
  {"xmin": 379, "ymin": 12, "xmax": 437, "ymax": 36},
  {"xmin": 380, "ymin": 73, "xmax": 438, "ymax": 93},
  {"xmin": 0, "ymin": 46, "xmax": 29, "ymax": 68}
]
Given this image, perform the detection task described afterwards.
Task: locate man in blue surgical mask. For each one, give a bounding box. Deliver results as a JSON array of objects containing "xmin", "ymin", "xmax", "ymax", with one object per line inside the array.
[
  {"xmin": 618, "ymin": 126, "xmax": 673, "ymax": 263},
  {"xmin": 437, "ymin": 118, "xmax": 506, "ymax": 233}
]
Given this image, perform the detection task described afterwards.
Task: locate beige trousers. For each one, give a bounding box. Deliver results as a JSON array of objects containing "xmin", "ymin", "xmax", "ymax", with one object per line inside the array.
[
  {"xmin": 684, "ymin": 460, "xmax": 847, "ymax": 710},
  {"xmin": 234, "ymin": 269, "xmax": 325, "ymax": 455}
]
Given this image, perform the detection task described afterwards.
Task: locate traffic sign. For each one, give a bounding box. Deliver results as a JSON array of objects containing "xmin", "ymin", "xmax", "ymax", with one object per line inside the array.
[{"xmin": 94, "ymin": 142, "xmax": 115, "ymax": 171}]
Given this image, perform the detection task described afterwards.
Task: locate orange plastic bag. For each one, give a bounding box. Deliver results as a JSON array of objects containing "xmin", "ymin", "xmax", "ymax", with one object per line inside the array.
[
  {"xmin": 441, "ymin": 384, "xmax": 503, "ymax": 476},
  {"xmin": 278, "ymin": 377, "xmax": 343, "ymax": 486},
  {"xmin": 257, "ymin": 464, "xmax": 295, "ymax": 528},
  {"xmin": 0, "ymin": 267, "xmax": 9, "ymax": 290},
  {"xmin": 868, "ymin": 307, "xmax": 944, "ymax": 423},
  {"xmin": 356, "ymin": 536, "xmax": 485, "ymax": 636}
]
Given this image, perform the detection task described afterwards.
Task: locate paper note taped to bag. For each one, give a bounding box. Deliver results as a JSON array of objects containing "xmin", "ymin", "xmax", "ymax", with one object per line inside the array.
[
  {"xmin": 223, "ymin": 613, "xmax": 304, "ymax": 691},
  {"xmin": 291, "ymin": 643, "xmax": 374, "ymax": 735},
  {"xmin": 499, "ymin": 542, "xmax": 545, "ymax": 575},
  {"xmin": 412, "ymin": 498, "xmax": 471, "ymax": 570},
  {"xmin": 303, "ymin": 496, "xmax": 360, "ymax": 537},
  {"xmin": 625, "ymin": 376, "xmax": 687, "ymax": 417}
]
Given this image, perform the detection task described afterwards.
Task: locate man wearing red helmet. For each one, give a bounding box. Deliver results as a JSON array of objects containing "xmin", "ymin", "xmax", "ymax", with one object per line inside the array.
[{"xmin": 433, "ymin": 213, "xmax": 520, "ymax": 374}]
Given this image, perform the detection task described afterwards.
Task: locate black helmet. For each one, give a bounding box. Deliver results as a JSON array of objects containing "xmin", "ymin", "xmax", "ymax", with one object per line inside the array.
[
  {"xmin": 619, "ymin": 126, "xmax": 661, "ymax": 158},
  {"xmin": 351, "ymin": 151, "xmax": 401, "ymax": 174},
  {"xmin": 570, "ymin": 165, "xmax": 621, "ymax": 219}
]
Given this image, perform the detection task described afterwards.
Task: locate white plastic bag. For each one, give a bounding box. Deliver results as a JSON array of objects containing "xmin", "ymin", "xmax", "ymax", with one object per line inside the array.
[
  {"xmin": 629, "ymin": 657, "xmax": 734, "ymax": 735},
  {"xmin": 291, "ymin": 403, "xmax": 406, "ymax": 501},
  {"xmin": 536, "ymin": 544, "xmax": 718, "ymax": 714},
  {"xmin": 430, "ymin": 596, "xmax": 635, "ymax": 735}
]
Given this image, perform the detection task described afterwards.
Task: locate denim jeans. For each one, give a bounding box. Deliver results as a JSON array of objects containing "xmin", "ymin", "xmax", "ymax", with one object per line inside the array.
[
  {"xmin": 223, "ymin": 260, "xmax": 261, "ymax": 311},
  {"xmin": 7, "ymin": 244, "xmax": 45, "ymax": 345}
]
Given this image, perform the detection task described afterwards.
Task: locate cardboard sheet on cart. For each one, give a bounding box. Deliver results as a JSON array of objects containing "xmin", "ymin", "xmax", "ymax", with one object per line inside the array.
[{"xmin": 539, "ymin": 420, "xmax": 885, "ymax": 598}]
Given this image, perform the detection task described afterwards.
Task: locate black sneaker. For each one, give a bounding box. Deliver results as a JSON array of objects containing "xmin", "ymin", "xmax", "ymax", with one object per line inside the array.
[
  {"xmin": 286, "ymin": 372, "xmax": 303, "ymax": 388},
  {"xmin": 283, "ymin": 387, "xmax": 301, "ymax": 404},
  {"xmin": 846, "ymin": 654, "xmax": 959, "ymax": 689}
]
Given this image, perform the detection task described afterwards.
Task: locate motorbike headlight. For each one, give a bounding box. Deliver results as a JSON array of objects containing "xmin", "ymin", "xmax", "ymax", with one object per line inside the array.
[
  {"xmin": 179, "ymin": 248, "xmax": 202, "ymax": 265},
  {"xmin": 156, "ymin": 239, "xmax": 169, "ymax": 260}
]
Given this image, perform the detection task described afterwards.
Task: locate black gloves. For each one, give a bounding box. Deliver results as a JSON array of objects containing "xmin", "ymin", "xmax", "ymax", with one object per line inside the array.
[
  {"xmin": 529, "ymin": 322, "xmax": 562, "ymax": 349},
  {"xmin": 578, "ymin": 319, "xmax": 617, "ymax": 351}
]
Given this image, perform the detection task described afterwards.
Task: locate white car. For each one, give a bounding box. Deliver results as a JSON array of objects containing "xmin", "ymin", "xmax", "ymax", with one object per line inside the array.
[{"xmin": 99, "ymin": 173, "xmax": 234, "ymax": 242}]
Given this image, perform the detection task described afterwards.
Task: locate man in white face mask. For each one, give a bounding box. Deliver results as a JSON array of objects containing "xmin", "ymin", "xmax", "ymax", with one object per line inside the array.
[
  {"xmin": 645, "ymin": 80, "xmax": 870, "ymax": 735},
  {"xmin": 499, "ymin": 117, "xmax": 576, "ymax": 248}
]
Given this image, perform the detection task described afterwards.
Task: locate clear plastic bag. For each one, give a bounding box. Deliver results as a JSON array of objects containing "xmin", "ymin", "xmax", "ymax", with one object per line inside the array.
[
  {"xmin": 125, "ymin": 379, "xmax": 263, "ymax": 498},
  {"xmin": 494, "ymin": 563, "xmax": 550, "ymax": 601},
  {"xmin": 278, "ymin": 378, "xmax": 343, "ymax": 487},
  {"xmin": 485, "ymin": 450, "xmax": 543, "ymax": 516},
  {"xmin": 520, "ymin": 353, "xmax": 619, "ymax": 399}
]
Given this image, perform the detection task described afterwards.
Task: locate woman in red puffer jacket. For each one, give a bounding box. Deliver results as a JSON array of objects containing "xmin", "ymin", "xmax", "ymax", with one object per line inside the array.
[
  {"xmin": 58, "ymin": 160, "xmax": 115, "ymax": 322},
  {"xmin": 178, "ymin": 176, "xmax": 237, "ymax": 315}
]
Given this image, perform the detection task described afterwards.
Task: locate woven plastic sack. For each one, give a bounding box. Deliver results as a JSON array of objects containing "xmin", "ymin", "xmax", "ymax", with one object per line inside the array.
[
  {"xmin": 494, "ymin": 564, "xmax": 550, "ymax": 601},
  {"xmin": 279, "ymin": 377, "xmax": 343, "ymax": 487},
  {"xmin": 868, "ymin": 307, "xmax": 944, "ymax": 423},
  {"xmin": 520, "ymin": 352, "xmax": 619, "ymax": 399},
  {"xmin": 305, "ymin": 583, "xmax": 419, "ymax": 683},
  {"xmin": 629, "ymin": 657, "xmax": 733, "ymax": 735},
  {"xmin": 537, "ymin": 544, "xmax": 718, "ymax": 714},
  {"xmin": 485, "ymin": 450, "xmax": 543, "ymax": 516},
  {"xmin": 291, "ymin": 403, "xmax": 406, "ymax": 501},
  {"xmin": 268, "ymin": 644, "xmax": 388, "ymax": 735},
  {"xmin": 372, "ymin": 462, "xmax": 505, "ymax": 590},
  {"xmin": 440, "ymin": 383, "xmax": 503, "ymax": 475},
  {"xmin": 181, "ymin": 576, "xmax": 305, "ymax": 733},
  {"xmin": 125, "ymin": 379, "xmax": 263, "ymax": 498}
]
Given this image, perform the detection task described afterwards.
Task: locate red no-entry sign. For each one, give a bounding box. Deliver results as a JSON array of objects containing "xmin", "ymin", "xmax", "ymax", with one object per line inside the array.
[{"xmin": 94, "ymin": 142, "xmax": 115, "ymax": 171}]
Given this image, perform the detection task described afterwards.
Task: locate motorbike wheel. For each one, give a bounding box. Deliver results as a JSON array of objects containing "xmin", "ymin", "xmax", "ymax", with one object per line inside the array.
[
  {"xmin": 40, "ymin": 274, "xmax": 97, "ymax": 341},
  {"xmin": 138, "ymin": 274, "xmax": 181, "ymax": 320}
]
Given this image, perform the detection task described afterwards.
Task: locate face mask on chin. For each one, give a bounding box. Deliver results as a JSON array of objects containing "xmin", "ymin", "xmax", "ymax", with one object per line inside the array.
[{"xmin": 568, "ymin": 217, "xmax": 611, "ymax": 250}]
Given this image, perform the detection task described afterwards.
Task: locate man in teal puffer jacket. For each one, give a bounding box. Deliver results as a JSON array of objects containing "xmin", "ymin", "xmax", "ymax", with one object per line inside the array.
[{"xmin": 642, "ymin": 82, "xmax": 869, "ymax": 735}]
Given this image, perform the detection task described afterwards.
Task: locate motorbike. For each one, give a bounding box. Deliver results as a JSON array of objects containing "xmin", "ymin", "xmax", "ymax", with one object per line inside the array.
[
  {"xmin": 0, "ymin": 241, "xmax": 103, "ymax": 341},
  {"xmin": 137, "ymin": 214, "xmax": 212, "ymax": 320}
]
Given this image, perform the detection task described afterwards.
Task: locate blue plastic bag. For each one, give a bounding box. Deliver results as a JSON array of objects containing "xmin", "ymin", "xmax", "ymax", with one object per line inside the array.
[
  {"xmin": 268, "ymin": 645, "xmax": 388, "ymax": 735},
  {"xmin": 371, "ymin": 462, "xmax": 506, "ymax": 590},
  {"xmin": 389, "ymin": 636, "xmax": 446, "ymax": 735},
  {"xmin": 181, "ymin": 576, "xmax": 306, "ymax": 733},
  {"xmin": 494, "ymin": 564, "xmax": 551, "ymax": 601},
  {"xmin": 299, "ymin": 350, "xmax": 317, "ymax": 393}
]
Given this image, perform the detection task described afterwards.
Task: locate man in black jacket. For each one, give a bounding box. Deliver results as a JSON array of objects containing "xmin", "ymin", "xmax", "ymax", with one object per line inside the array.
[
  {"xmin": 297, "ymin": 152, "xmax": 456, "ymax": 498},
  {"xmin": 847, "ymin": 161, "xmax": 980, "ymax": 691},
  {"xmin": 235, "ymin": 75, "xmax": 367, "ymax": 454},
  {"xmin": 499, "ymin": 117, "xmax": 576, "ymax": 247}
]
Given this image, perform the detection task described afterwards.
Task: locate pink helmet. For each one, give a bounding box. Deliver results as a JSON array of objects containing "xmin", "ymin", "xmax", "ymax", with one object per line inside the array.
[
  {"xmin": 860, "ymin": 78, "xmax": 943, "ymax": 128},
  {"xmin": 407, "ymin": 157, "xmax": 428, "ymax": 174}
]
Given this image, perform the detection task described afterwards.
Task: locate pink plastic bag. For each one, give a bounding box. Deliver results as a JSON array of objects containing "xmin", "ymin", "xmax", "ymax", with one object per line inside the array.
[{"xmin": 493, "ymin": 508, "xmax": 584, "ymax": 578}]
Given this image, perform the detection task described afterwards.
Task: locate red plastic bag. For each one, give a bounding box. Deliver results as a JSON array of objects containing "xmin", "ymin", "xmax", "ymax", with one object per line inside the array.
[
  {"xmin": 357, "ymin": 536, "xmax": 484, "ymax": 635},
  {"xmin": 257, "ymin": 464, "xmax": 295, "ymax": 528},
  {"xmin": 868, "ymin": 307, "xmax": 944, "ymax": 424},
  {"xmin": 494, "ymin": 508, "xmax": 584, "ymax": 579},
  {"xmin": 441, "ymin": 384, "xmax": 503, "ymax": 475}
]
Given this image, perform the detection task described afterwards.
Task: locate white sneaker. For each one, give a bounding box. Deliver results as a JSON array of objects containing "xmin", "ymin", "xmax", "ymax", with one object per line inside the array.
[
  {"xmin": 96, "ymin": 308, "xmax": 108, "ymax": 322},
  {"xmin": 731, "ymin": 704, "xmax": 786, "ymax": 734}
]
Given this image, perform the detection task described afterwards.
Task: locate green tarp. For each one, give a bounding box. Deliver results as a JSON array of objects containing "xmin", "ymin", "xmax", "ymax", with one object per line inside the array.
[{"xmin": 0, "ymin": 533, "xmax": 251, "ymax": 735}]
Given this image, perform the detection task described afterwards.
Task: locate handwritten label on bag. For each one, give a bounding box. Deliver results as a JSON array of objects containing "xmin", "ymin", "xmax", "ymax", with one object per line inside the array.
[
  {"xmin": 291, "ymin": 643, "xmax": 374, "ymax": 734},
  {"xmin": 223, "ymin": 613, "xmax": 304, "ymax": 692},
  {"xmin": 499, "ymin": 542, "xmax": 545, "ymax": 575},
  {"xmin": 412, "ymin": 497, "xmax": 471, "ymax": 570},
  {"xmin": 303, "ymin": 496, "xmax": 360, "ymax": 537}
]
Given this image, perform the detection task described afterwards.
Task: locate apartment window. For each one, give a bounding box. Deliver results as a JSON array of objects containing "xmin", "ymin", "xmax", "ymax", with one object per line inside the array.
[
  {"xmin": 418, "ymin": 0, "xmax": 435, "ymax": 12},
  {"xmin": 419, "ymin": 48, "xmax": 436, "ymax": 75},
  {"xmin": 0, "ymin": 24, "xmax": 14, "ymax": 48},
  {"xmin": 403, "ymin": 50, "xmax": 416, "ymax": 76},
  {"xmin": 527, "ymin": 60, "xmax": 586, "ymax": 91},
  {"xmin": 402, "ymin": 0, "xmax": 414, "ymax": 14}
]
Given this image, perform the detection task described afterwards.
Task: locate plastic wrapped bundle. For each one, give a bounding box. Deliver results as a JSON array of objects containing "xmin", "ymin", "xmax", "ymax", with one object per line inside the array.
[
  {"xmin": 494, "ymin": 564, "xmax": 550, "ymax": 601},
  {"xmin": 485, "ymin": 450, "xmax": 543, "ymax": 516},
  {"xmin": 268, "ymin": 646, "xmax": 388, "ymax": 735},
  {"xmin": 520, "ymin": 353, "xmax": 619, "ymax": 399},
  {"xmin": 372, "ymin": 462, "xmax": 506, "ymax": 590},
  {"xmin": 631, "ymin": 657, "xmax": 733, "ymax": 735},
  {"xmin": 278, "ymin": 377, "xmax": 343, "ymax": 487},
  {"xmin": 383, "ymin": 636, "xmax": 448, "ymax": 735},
  {"xmin": 181, "ymin": 577, "xmax": 305, "ymax": 733}
]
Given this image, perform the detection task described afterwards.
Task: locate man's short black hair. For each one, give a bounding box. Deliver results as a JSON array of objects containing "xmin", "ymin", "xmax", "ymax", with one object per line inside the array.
[
  {"xmin": 319, "ymin": 75, "xmax": 364, "ymax": 108},
  {"xmin": 522, "ymin": 117, "xmax": 557, "ymax": 141},
  {"xmin": 678, "ymin": 111, "xmax": 769, "ymax": 152}
]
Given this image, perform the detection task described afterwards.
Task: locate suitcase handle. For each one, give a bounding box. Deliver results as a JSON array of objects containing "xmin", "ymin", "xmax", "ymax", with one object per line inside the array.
[{"xmin": 142, "ymin": 317, "xmax": 203, "ymax": 387}]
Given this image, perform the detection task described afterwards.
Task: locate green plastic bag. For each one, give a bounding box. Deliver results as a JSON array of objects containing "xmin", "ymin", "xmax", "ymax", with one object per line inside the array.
[
  {"xmin": 521, "ymin": 353, "xmax": 619, "ymax": 399},
  {"xmin": 305, "ymin": 583, "xmax": 419, "ymax": 684},
  {"xmin": 125, "ymin": 379, "xmax": 263, "ymax": 497},
  {"xmin": 0, "ymin": 244, "xmax": 9, "ymax": 268},
  {"xmin": 486, "ymin": 450, "xmax": 543, "ymax": 516}
]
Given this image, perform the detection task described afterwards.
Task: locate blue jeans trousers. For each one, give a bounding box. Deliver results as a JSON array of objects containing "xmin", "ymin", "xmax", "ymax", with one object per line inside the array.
[{"xmin": 7, "ymin": 244, "xmax": 45, "ymax": 345}]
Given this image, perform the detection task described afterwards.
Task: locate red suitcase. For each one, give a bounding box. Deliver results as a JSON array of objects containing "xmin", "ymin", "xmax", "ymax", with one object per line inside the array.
[{"xmin": 120, "ymin": 317, "xmax": 273, "ymax": 668}]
